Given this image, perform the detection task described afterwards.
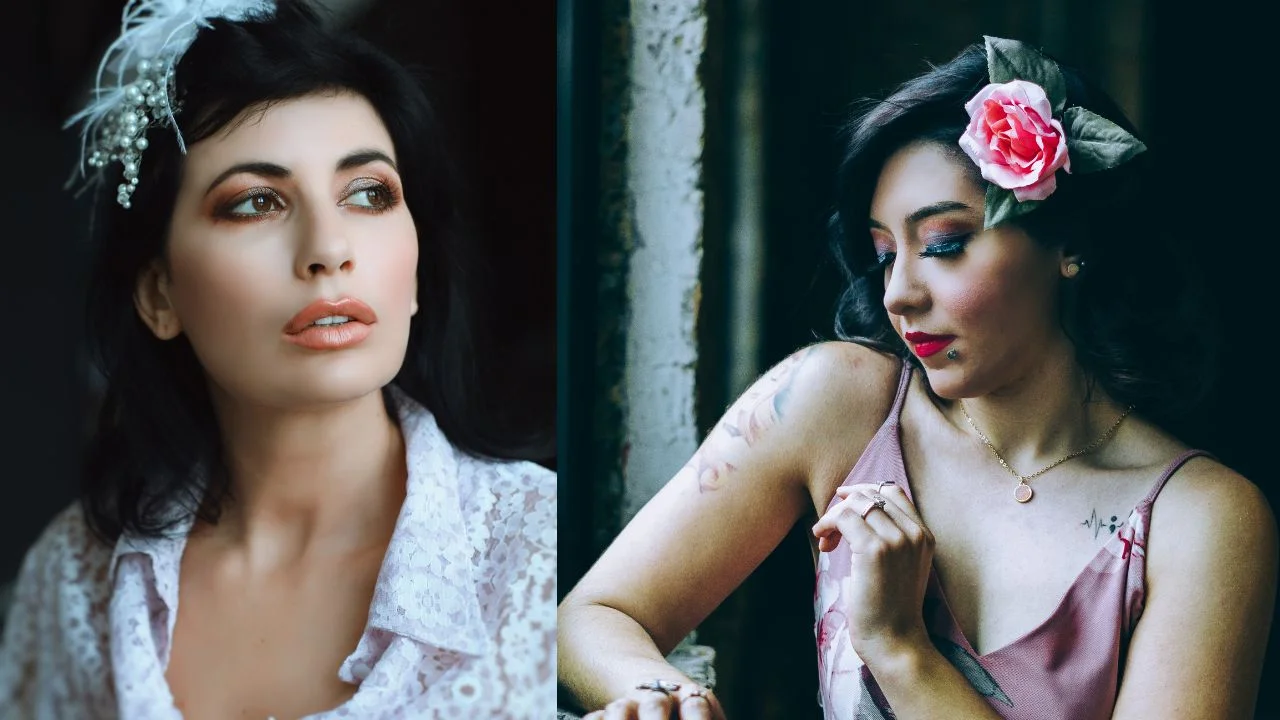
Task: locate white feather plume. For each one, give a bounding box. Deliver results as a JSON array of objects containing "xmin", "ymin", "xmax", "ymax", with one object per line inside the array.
[{"xmin": 65, "ymin": 0, "xmax": 275, "ymax": 192}]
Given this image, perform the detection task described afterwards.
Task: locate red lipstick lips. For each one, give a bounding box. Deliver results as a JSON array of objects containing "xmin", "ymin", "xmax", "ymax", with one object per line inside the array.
[
  {"xmin": 283, "ymin": 297, "xmax": 377, "ymax": 350},
  {"xmin": 904, "ymin": 331, "xmax": 955, "ymax": 359}
]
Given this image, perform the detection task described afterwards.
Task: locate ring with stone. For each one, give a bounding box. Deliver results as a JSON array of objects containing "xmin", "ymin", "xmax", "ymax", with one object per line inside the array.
[
  {"xmin": 860, "ymin": 494, "xmax": 888, "ymax": 519},
  {"xmin": 635, "ymin": 679, "xmax": 681, "ymax": 696}
]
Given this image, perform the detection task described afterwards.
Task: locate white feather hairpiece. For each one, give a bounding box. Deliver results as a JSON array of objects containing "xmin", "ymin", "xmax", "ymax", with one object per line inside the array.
[{"xmin": 64, "ymin": 0, "xmax": 276, "ymax": 208}]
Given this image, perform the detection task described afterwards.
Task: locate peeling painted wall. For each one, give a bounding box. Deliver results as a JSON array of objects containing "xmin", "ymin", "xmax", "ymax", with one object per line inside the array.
[
  {"xmin": 621, "ymin": 0, "xmax": 707, "ymax": 521},
  {"xmin": 590, "ymin": 0, "xmax": 636, "ymax": 550}
]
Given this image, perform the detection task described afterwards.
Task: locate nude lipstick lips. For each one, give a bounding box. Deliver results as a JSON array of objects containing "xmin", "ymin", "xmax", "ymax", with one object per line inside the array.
[
  {"xmin": 283, "ymin": 297, "xmax": 377, "ymax": 350},
  {"xmin": 903, "ymin": 331, "xmax": 955, "ymax": 358}
]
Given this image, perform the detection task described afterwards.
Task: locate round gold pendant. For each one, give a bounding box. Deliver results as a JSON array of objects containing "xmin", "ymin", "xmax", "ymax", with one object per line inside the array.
[{"xmin": 1014, "ymin": 482, "xmax": 1034, "ymax": 503}]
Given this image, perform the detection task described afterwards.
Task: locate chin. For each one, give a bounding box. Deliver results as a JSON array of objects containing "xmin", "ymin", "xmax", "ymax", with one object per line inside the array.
[
  {"xmin": 227, "ymin": 357, "xmax": 403, "ymax": 410},
  {"xmin": 289, "ymin": 363, "xmax": 402, "ymax": 405},
  {"xmin": 916, "ymin": 364, "xmax": 971, "ymax": 401}
]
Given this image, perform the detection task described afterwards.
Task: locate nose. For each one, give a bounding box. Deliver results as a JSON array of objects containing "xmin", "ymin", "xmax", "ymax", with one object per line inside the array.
[
  {"xmin": 881, "ymin": 254, "xmax": 929, "ymax": 318},
  {"xmin": 294, "ymin": 203, "xmax": 355, "ymax": 279}
]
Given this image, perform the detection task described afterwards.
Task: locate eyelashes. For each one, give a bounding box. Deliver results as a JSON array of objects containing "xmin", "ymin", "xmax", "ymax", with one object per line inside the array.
[
  {"xmin": 214, "ymin": 179, "xmax": 402, "ymax": 221},
  {"xmin": 343, "ymin": 179, "xmax": 401, "ymax": 211},
  {"xmin": 218, "ymin": 188, "xmax": 285, "ymax": 219},
  {"xmin": 867, "ymin": 253, "xmax": 894, "ymax": 274},
  {"xmin": 865, "ymin": 233, "xmax": 972, "ymax": 273},
  {"xmin": 918, "ymin": 235, "xmax": 969, "ymax": 258}
]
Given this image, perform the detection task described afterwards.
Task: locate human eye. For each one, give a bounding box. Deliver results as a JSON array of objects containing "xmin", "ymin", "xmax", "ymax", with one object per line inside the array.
[
  {"xmin": 918, "ymin": 233, "xmax": 971, "ymax": 258},
  {"xmin": 866, "ymin": 251, "xmax": 897, "ymax": 274},
  {"xmin": 341, "ymin": 179, "xmax": 401, "ymax": 212},
  {"xmin": 217, "ymin": 188, "xmax": 285, "ymax": 219}
]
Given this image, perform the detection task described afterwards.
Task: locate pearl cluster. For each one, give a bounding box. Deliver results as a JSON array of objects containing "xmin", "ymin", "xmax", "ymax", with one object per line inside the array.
[{"xmin": 85, "ymin": 58, "xmax": 173, "ymax": 209}]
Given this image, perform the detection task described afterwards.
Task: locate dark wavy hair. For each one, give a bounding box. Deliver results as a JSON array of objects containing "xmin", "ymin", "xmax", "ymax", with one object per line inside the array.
[
  {"xmin": 828, "ymin": 41, "xmax": 1216, "ymax": 426},
  {"xmin": 80, "ymin": 0, "xmax": 546, "ymax": 542}
]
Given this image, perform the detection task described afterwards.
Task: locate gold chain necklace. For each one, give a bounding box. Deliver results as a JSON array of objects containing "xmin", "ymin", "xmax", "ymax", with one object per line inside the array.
[{"xmin": 959, "ymin": 401, "xmax": 1135, "ymax": 503}]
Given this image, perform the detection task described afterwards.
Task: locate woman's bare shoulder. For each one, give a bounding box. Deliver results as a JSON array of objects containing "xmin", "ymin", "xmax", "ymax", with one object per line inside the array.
[
  {"xmin": 1148, "ymin": 454, "xmax": 1277, "ymax": 580},
  {"xmin": 776, "ymin": 341, "xmax": 904, "ymax": 493},
  {"xmin": 792, "ymin": 340, "xmax": 902, "ymax": 393}
]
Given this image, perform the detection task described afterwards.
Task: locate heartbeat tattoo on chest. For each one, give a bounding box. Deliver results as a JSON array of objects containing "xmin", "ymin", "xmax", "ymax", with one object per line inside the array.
[{"xmin": 1081, "ymin": 509, "xmax": 1120, "ymax": 540}]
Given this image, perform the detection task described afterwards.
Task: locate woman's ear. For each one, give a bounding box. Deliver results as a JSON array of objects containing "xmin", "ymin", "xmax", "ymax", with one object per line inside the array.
[
  {"xmin": 411, "ymin": 276, "xmax": 419, "ymax": 316},
  {"xmin": 133, "ymin": 260, "xmax": 183, "ymax": 340}
]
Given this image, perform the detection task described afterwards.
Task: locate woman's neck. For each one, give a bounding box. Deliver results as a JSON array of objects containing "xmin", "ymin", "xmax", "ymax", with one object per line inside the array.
[
  {"xmin": 950, "ymin": 350, "xmax": 1126, "ymax": 475},
  {"xmin": 201, "ymin": 386, "xmax": 407, "ymax": 566}
]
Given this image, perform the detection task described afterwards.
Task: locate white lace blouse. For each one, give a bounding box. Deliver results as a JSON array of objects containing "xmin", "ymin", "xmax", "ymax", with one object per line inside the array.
[{"xmin": 0, "ymin": 388, "xmax": 556, "ymax": 719}]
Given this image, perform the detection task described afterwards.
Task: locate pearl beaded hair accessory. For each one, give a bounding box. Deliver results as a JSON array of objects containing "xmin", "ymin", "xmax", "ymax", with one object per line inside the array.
[{"xmin": 64, "ymin": 0, "xmax": 276, "ymax": 208}]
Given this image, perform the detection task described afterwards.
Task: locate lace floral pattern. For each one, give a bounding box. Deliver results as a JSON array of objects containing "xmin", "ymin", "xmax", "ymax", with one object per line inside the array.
[{"xmin": 0, "ymin": 387, "xmax": 556, "ymax": 719}]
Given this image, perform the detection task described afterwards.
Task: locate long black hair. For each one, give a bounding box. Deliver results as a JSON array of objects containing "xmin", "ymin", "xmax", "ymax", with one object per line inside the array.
[
  {"xmin": 828, "ymin": 42, "xmax": 1216, "ymax": 428},
  {"xmin": 80, "ymin": 0, "xmax": 547, "ymax": 542}
]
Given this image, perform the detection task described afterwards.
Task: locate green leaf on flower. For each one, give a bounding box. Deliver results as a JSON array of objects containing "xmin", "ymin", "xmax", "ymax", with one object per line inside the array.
[
  {"xmin": 1062, "ymin": 106, "xmax": 1147, "ymax": 174},
  {"xmin": 985, "ymin": 35, "xmax": 1067, "ymax": 115},
  {"xmin": 985, "ymin": 184, "xmax": 1041, "ymax": 229}
]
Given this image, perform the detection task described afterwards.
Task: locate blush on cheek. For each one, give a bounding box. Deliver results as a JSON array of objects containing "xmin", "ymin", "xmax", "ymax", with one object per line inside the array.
[
  {"xmin": 383, "ymin": 236, "xmax": 419, "ymax": 311},
  {"xmin": 174, "ymin": 262, "xmax": 281, "ymax": 365},
  {"xmin": 946, "ymin": 256, "xmax": 1055, "ymax": 350},
  {"xmin": 162, "ymin": 252, "xmax": 296, "ymax": 400},
  {"xmin": 950, "ymin": 282, "xmax": 997, "ymax": 316},
  {"xmin": 939, "ymin": 273, "xmax": 1013, "ymax": 342}
]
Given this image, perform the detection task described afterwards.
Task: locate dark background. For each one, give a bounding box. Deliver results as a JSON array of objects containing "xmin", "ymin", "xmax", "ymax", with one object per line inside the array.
[
  {"xmin": 559, "ymin": 1, "xmax": 1280, "ymax": 718},
  {"xmin": 0, "ymin": 0, "xmax": 555, "ymax": 586}
]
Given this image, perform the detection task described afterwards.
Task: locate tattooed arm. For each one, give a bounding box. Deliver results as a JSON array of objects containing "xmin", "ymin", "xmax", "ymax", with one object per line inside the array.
[
  {"xmin": 557, "ymin": 342, "xmax": 900, "ymax": 714},
  {"xmin": 680, "ymin": 349, "xmax": 809, "ymax": 493}
]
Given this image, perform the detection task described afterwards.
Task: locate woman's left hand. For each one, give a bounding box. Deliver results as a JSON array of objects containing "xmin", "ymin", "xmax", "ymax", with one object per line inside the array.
[{"xmin": 811, "ymin": 482, "xmax": 935, "ymax": 661}]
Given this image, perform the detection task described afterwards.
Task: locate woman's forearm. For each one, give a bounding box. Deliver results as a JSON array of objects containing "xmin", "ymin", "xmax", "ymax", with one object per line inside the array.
[
  {"xmin": 557, "ymin": 600, "xmax": 698, "ymax": 712},
  {"xmin": 864, "ymin": 637, "xmax": 1004, "ymax": 720}
]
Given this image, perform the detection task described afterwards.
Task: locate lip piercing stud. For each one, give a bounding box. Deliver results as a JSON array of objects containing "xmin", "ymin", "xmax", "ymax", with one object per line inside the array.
[{"xmin": 946, "ymin": 348, "xmax": 959, "ymax": 360}]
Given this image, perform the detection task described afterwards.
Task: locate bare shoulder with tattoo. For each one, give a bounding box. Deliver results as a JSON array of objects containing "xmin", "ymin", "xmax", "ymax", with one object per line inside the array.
[
  {"xmin": 674, "ymin": 341, "xmax": 901, "ymax": 498},
  {"xmin": 675, "ymin": 348, "xmax": 811, "ymax": 492},
  {"xmin": 559, "ymin": 342, "xmax": 905, "ymax": 657}
]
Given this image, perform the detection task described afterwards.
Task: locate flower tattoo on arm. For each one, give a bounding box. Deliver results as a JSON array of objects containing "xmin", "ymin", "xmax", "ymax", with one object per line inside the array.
[{"xmin": 677, "ymin": 348, "xmax": 813, "ymax": 492}]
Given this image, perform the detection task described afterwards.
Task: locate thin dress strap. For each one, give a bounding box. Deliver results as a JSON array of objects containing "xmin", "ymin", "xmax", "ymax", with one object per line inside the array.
[
  {"xmin": 887, "ymin": 360, "xmax": 913, "ymax": 425},
  {"xmin": 1138, "ymin": 448, "xmax": 1214, "ymax": 508}
]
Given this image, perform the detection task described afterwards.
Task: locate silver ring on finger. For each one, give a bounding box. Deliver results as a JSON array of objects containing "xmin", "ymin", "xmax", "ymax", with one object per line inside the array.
[
  {"xmin": 635, "ymin": 678, "xmax": 681, "ymax": 697},
  {"xmin": 684, "ymin": 686, "xmax": 710, "ymax": 701},
  {"xmin": 860, "ymin": 494, "xmax": 888, "ymax": 519}
]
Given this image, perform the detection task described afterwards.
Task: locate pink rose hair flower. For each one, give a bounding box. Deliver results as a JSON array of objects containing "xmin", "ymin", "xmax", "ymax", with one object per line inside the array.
[
  {"xmin": 959, "ymin": 79, "xmax": 1071, "ymax": 202},
  {"xmin": 959, "ymin": 36, "xmax": 1146, "ymax": 228}
]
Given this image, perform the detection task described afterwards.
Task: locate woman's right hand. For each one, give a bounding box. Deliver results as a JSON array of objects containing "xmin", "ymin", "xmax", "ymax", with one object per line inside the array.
[{"xmin": 580, "ymin": 683, "xmax": 726, "ymax": 720}]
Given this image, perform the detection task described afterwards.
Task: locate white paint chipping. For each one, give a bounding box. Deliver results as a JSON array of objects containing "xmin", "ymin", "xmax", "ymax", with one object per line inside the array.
[{"xmin": 622, "ymin": 0, "xmax": 707, "ymax": 521}]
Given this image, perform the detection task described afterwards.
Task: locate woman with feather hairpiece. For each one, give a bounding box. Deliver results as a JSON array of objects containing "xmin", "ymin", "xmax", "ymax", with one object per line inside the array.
[{"xmin": 0, "ymin": 1, "xmax": 556, "ymax": 718}]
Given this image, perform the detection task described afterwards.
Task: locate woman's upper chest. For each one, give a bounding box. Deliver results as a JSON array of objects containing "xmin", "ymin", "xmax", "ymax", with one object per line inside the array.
[
  {"xmin": 163, "ymin": 539, "xmax": 387, "ymax": 720},
  {"xmin": 898, "ymin": 407, "xmax": 1170, "ymax": 657}
]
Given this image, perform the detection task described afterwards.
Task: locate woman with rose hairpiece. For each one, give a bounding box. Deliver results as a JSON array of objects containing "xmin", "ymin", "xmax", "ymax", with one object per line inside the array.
[
  {"xmin": 0, "ymin": 1, "xmax": 555, "ymax": 718},
  {"xmin": 558, "ymin": 36, "xmax": 1276, "ymax": 719}
]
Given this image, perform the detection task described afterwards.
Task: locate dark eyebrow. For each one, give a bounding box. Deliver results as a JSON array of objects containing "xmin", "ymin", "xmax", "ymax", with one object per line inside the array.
[
  {"xmin": 204, "ymin": 162, "xmax": 290, "ymax": 196},
  {"xmin": 869, "ymin": 200, "xmax": 975, "ymax": 230},
  {"xmin": 337, "ymin": 149, "xmax": 398, "ymax": 173},
  {"xmin": 202, "ymin": 150, "xmax": 398, "ymax": 196}
]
